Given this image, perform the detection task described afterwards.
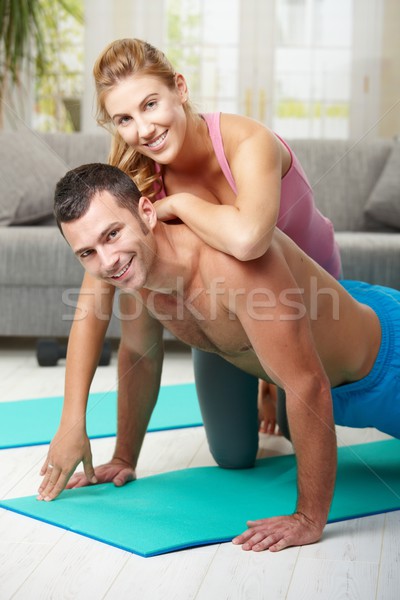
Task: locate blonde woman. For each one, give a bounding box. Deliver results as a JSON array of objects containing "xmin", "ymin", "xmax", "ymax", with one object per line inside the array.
[{"xmin": 46, "ymin": 39, "xmax": 341, "ymax": 492}]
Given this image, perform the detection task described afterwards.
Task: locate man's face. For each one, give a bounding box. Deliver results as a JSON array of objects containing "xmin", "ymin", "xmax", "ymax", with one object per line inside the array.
[{"xmin": 62, "ymin": 191, "xmax": 157, "ymax": 291}]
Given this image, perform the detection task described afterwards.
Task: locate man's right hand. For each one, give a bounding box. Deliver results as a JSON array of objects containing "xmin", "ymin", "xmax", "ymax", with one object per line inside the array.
[
  {"xmin": 38, "ymin": 425, "xmax": 97, "ymax": 501},
  {"xmin": 66, "ymin": 458, "xmax": 136, "ymax": 489}
]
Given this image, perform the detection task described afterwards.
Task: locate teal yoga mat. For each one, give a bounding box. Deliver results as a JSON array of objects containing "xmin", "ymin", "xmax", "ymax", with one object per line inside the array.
[
  {"xmin": 0, "ymin": 383, "xmax": 202, "ymax": 449},
  {"xmin": 1, "ymin": 439, "xmax": 399, "ymax": 557}
]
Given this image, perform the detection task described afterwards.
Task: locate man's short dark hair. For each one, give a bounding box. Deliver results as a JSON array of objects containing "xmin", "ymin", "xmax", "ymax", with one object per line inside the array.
[{"xmin": 54, "ymin": 163, "xmax": 142, "ymax": 231}]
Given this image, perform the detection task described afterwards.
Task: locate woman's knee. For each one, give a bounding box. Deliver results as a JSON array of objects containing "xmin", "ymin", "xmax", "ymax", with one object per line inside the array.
[
  {"xmin": 192, "ymin": 349, "xmax": 259, "ymax": 468},
  {"xmin": 277, "ymin": 388, "xmax": 291, "ymax": 440},
  {"xmin": 207, "ymin": 436, "xmax": 258, "ymax": 470}
]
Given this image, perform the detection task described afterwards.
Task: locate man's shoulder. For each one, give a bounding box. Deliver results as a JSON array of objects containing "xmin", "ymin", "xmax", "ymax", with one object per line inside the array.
[{"xmin": 199, "ymin": 243, "xmax": 278, "ymax": 290}]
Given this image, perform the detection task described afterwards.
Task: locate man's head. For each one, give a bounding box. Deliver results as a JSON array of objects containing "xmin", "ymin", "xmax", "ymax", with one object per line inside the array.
[
  {"xmin": 55, "ymin": 163, "xmax": 158, "ymax": 290},
  {"xmin": 54, "ymin": 162, "xmax": 144, "ymax": 230}
]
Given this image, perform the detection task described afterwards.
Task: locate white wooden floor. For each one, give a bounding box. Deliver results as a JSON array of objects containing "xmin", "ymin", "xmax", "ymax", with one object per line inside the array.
[{"xmin": 0, "ymin": 338, "xmax": 399, "ymax": 600}]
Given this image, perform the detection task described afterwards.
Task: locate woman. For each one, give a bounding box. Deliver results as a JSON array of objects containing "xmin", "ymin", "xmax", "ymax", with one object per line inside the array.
[{"xmin": 42, "ymin": 38, "xmax": 341, "ymax": 490}]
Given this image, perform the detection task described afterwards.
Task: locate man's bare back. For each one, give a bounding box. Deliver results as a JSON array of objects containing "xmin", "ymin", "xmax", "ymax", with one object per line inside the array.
[{"xmin": 140, "ymin": 225, "xmax": 381, "ymax": 389}]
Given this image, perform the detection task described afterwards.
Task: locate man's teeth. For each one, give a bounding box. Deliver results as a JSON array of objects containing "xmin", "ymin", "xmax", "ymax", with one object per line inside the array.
[
  {"xmin": 113, "ymin": 262, "xmax": 130, "ymax": 278},
  {"xmin": 148, "ymin": 132, "xmax": 167, "ymax": 148}
]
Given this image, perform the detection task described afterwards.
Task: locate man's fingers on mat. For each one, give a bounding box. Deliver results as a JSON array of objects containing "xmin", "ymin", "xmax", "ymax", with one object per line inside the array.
[
  {"xmin": 66, "ymin": 464, "xmax": 135, "ymax": 489},
  {"xmin": 268, "ymin": 537, "xmax": 293, "ymax": 552},
  {"xmin": 37, "ymin": 470, "xmax": 52, "ymax": 497},
  {"xmin": 240, "ymin": 530, "xmax": 267, "ymax": 550},
  {"xmin": 66, "ymin": 471, "xmax": 88, "ymax": 489},
  {"xmin": 232, "ymin": 526, "xmax": 261, "ymax": 545},
  {"xmin": 37, "ymin": 462, "xmax": 59, "ymax": 496},
  {"xmin": 233, "ymin": 525, "xmax": 289, "ymax": 552},
  {"xmin": 113, "ymin": 468, "xmax": 135, "ymax": 487},
  {"xmin": 37, "ymin": 468, "xmax": 64, "ymax": 501},
  {"xmin": 83, "ymin": 464, "xmax": 98, "ymax": 485},
  {"xmin": 39, "ymin": 457, "xmax": 50, "ymax": 476},
  {"xmin": 43, "ymin": 481, "xmax": 66, "ymax": 501},
  {"xmin": 247, "ymin": 533, "xmax": 288, "ymax": 552},
  {"xmin": 235, "ymin": 514, "xmax": 323, "ymax": 552}
]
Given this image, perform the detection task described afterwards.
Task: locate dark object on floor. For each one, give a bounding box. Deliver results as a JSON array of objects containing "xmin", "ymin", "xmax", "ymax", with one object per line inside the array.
[{"xmin": 36, "ymin": 338, "xmax": 112, "ymax": 367}]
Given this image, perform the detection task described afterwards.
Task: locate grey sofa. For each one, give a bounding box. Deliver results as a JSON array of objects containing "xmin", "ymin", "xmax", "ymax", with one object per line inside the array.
[
  {"xmin": 0, "ymin": 131, "xmax": 119, "ymax": 337},
  {"xmin": 0, "ymin": 132, "xmax": 399, "ymax": 339}
]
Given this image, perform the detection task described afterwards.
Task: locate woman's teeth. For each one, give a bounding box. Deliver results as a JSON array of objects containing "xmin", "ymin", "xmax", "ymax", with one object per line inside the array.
[{"xmin": 147, "ymin": 131, "xmax": 167, "ymax": 148}]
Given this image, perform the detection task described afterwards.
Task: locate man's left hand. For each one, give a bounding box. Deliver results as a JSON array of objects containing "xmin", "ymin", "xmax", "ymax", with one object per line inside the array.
[{"xmin": 232, "ymin": 512, "xmax": 324, "ymax": 552}]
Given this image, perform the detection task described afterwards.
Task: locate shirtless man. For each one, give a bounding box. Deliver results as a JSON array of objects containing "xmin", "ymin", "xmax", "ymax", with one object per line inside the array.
[{"xmin": 39, "ymin": 163, "xmax": 400, "ymax": 553}]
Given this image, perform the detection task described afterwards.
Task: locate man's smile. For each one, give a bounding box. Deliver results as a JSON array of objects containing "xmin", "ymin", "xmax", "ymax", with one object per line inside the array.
[{"xmin": 110, "ymin": 256, "xmax": 134, "ymax": 280}]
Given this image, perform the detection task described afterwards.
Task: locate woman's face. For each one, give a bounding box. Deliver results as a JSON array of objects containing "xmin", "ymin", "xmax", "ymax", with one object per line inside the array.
[{"xmin": 104, "ymin": 74, "xmax": 188, "ymax": 165}]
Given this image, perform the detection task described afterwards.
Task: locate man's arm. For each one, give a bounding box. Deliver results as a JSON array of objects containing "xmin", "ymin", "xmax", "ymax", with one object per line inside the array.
[
  {"xmin": 225, "ymin": 253, "xmax": 337, "ymax": 551},
  {"xmin": 66, "ymin": 291, "xmax": 165, "ymax": 490},
  {"xmin": 111, "ymin": 292, "xmax": 165, "ymax": 475},
  {"xmin": 38, "ymin": 273, "xmax": 114, "ymax": 500},
  {"xmin": 39, "ymin": 292, "xmax": 164, "ymax": 499}
]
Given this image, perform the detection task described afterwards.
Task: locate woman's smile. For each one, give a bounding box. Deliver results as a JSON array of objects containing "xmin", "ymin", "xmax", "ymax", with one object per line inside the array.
[
  {"xmin": 143, "ymin": 129, "xmax": 169, "ymax": 152},
  {"xmin": 145, "ymin": 130, "xmax": 168, "ymax": 149}
]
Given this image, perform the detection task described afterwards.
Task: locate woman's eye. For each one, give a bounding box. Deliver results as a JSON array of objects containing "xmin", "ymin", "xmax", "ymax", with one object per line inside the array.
[
  {"xmin": 117, "ymin": 116, "xmax": 131, "ymax": 126},
  {"xmin": 146, "ymin": 100, "xmax": 157, "ymax": 110},
  {"xmin": 109, "ymin": 230, "xmax": 118, "ymax": 239}
]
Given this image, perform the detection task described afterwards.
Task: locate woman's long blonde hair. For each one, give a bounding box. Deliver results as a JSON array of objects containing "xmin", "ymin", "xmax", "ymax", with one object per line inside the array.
[{"xmin": 93, "ymin": 38, "xmax": 193, "ymax": 198}]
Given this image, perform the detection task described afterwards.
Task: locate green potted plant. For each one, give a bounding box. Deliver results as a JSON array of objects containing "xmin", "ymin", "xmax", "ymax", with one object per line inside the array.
[{"xmin": 0, "ymin": 0, "xmax": 83, "ymax": 129}]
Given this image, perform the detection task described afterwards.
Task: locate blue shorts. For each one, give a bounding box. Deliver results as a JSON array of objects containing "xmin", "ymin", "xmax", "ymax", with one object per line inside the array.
[{"xmin": 332, "ymin": 280, "xmax": 400, "ymax": 438}]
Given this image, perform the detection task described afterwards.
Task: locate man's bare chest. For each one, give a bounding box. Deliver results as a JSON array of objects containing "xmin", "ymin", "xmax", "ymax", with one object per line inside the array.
[{"xmin": 144, "ymin": 289, "xmax": 250, "ymax": 356}]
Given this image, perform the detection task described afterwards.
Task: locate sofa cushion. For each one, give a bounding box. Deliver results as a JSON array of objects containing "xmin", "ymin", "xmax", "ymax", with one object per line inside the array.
[
  {"xmin": 0, "ymin": 133, "xmax": 68, "ymax": 226},
  {"xmin": 0, "ymin": 227, "xmax": 84, "ymax": 287},
  {"xmin": 289, "ymin": 139, "xmax": 393, "ymax": 231},
  {"xmin": 40, "ymin": 132, "xmax": 111, "ymax": 168},
  {"xmin": 364, "ymin": 142, "xmax": 400, "ymax": 229},
  {"xmin": 335, "ymin": 231, "xmax": 400, "ymax": 289}
]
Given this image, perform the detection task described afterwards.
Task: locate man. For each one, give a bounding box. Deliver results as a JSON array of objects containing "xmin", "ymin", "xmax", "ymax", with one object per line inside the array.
[{"xmin": 39, "ymin": 163, "xmax": 399, "ymax": 553}]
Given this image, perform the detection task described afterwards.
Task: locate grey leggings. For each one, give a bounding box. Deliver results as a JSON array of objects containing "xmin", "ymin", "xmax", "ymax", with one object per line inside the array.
[{"xmin": 193, "ymin": 349, "xmax": 290, "ymax": 469}]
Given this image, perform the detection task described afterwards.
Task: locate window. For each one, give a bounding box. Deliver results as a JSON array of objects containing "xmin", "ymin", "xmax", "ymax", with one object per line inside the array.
[
  {"xmin": 164, "ymin": 0, "xmax": 240, "ymax": 113},
  {"xmin": 273, "ymin": 0, "xmax": 352, "ymax": 138},
  {"xmin": 161, "ymin": 0, "xmax": 384, "ymax": 140},
  {"xmin": 33, "ymin": 1, "xmax": 84, "ymax": 132},
  {"xmin": 77, "ymin": 0, "xmax": 387, "ymax": 139}
]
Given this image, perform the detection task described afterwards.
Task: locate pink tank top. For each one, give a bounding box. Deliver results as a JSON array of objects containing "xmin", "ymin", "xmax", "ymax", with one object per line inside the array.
[{"xmin": 157, "ymin": 112, "xmax": 342, "ymax": 278}]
